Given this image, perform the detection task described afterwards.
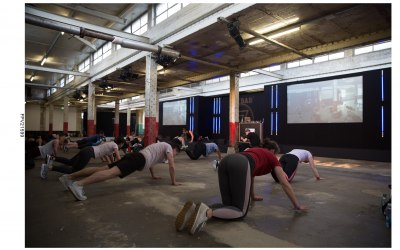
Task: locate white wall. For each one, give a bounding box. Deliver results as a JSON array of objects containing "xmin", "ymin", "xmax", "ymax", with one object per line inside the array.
[
  {"xmin": 25, "ymin": 103, "xmax": 81, "ymax": 132},
  {"xmin": 25, "ymin": 104, "xmax": 41, "ymax": 131}
]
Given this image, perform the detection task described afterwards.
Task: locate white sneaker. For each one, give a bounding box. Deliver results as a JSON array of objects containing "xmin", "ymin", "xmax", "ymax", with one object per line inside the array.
[
  {"xmin": 211, "ymin": 160, "xmax": 220, "ymax": 171},
  {"xmin": 45, "ymin": 154, "xmax": 54, "ymax": 166},
  {"xmin": 59, "ymin": 174, "xmax": 73, "ymax": 190},
  {"xmin": 187, "ymin": 202, "xmax": 210, "ymax": 235},
  {"xmin": 175, "ymin": 201, "xmax": 195, "ymax": 231},
  {"xmin": 68, "ymin": 182, "xmax": 87, "ymax": 201},
  {"xmin": 40, "ymin": 164, "xmax": 49, "ymax": 179}
]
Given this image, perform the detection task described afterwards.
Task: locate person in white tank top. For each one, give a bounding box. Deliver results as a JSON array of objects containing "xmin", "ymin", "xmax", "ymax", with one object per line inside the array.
[{"xmin": 271, "ymin": 149, "xmax": 322, "ymax": 182}]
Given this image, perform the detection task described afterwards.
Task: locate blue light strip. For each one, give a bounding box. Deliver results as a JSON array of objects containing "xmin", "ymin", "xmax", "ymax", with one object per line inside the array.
[
  {"xmin": 270, "ymin": 112, "xmax": 273, "ymax": 135},
  {"xmin": 271, "ymin": 86, "xmax": 274, "ymax": 108},
  {"xmin": 381, "ymin": 106, "xmax": 384, "ymax": 138},
  {"xmin": 275, "ymin": 85, "xmax": 278, "ymax": 108},
  {"xmin": 213, "ymin": 98, "xmax": 216, "ymax": 114},
  {"xmin": 213, "ymin": 117, "xmax": 215, "ymax": 134},
  {"xmin": 275, "ymin": 112, "xmax": 278, "ymax": 135},
  {"xmin": 381, "ymin": 70, "xmax": 384, "ymax": 102}
]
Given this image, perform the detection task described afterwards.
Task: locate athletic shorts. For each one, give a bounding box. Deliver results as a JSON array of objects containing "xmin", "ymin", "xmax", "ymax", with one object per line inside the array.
[{"xmin": 108, "ymin": 152, "xmax": 146, "ymax": 178}]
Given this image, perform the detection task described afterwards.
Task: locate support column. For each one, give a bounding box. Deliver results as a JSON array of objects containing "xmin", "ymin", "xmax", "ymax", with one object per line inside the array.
[
  {"xmin": 63, "ymin": 96, "xmax": 69, "ymax": 134},
  {"xmin": 144, "ymin": 54, "xmax": 158, "ymax": 146},
  {"xmin": 126, "ymin": 108, "xmax": 131, "ymax": 136},
  {"xmin": 40, "ymin": 105, "xmax": 45, "ymax": 132},
  {"xmin": 87, "ymin": 80, "xmax": 96, "ymax": 136},
  {"xmin": 155, "ymin": 92, "xmax": 159, "ymax": 135},
  {"xmin": 48, "ymin": 104, "xmax": 54, "ymax": 135},
  {"xmin": 229, "ymin": 72, "xmax": 240, "ymax": 150},
  {"xmin": 114, "ymin": 100, "xmax": 120, "ymax": 137},
  {"xmin": 136, "ymin": 109, "xmax": 144, "ymax": 136},
  {"xmin": 76, "ymin": 107, "xmax": 82, "ymax": 137}
]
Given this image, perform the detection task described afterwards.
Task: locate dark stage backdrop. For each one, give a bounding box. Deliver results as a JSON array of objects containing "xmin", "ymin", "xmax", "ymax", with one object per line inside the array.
[
  {"xmin": 91, "ymin": 68, "xmax": 391, "ymax": 161},
  {"xmin": 264, "ymin": 68, "xmax": 391, "ymax": 161},
  {"xmin": 83, "ymin": 111, "xmax": 136, "ymax": 137}
]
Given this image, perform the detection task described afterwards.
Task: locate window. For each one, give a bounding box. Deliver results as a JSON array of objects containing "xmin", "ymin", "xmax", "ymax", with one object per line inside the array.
[
  {"xmin": 102, "ymin": 42, "xmax": 112, "ymax": 59},
  {"xmin": 155, "ymin": 3, "xmax": 186, "ymax": 24},
  {"xmin": 93, "ymin": 49, "xmax": 103, "ymax": 65},
  {"xmin": 299, "ymin": 59, "xmax": 312, "ymax": 66},
  {"xmin": 314, "ymin": 55, "xmax": 329, "ymax": 63},
  {"xmin": 93, "ymin": 42, "xmax": 112, "ymax": 65},
  {"xmin": 262, "ymin": 65, "xmax": 281, "ymax": 72},
  {"xmin": 132, "ymin": 13, "xmax": 148, "ymax": 35},
  {"xmin": 374, "ymin": 41, "xmax": 391, "ymax": 51},
  {"xmin": 354, "ymin": 41, "xmax": 391, "ymax": 55},
  {"xmin": 328, "ymin": 52, "xmax": 344, "ymax": 60},
  {"xmin": 78, "ymin": 57, "xmax": 90, "ymax": 72},
  {"xmin": 287, "ymin": 61, "xmax": 300, "ymax": 68},
  {"xmin": 354, "ymin": 45, "xmax": 373, "ymax": 55},
  {"xmin": 60, "ymin": 78, "xmax": 65, "ymax": 87},
  {"xmin": 51, "ymin": 84, "xmax": 57, "ymax": 94},
  {"xmin": 67, "ymin": 75, "xmax": 74, "ymax": 83}
]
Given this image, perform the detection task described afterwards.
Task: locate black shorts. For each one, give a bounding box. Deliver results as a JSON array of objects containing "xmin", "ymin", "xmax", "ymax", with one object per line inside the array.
[{"xmin": 108, "ymin": 152, "xmax": 146, "ymax": 178}]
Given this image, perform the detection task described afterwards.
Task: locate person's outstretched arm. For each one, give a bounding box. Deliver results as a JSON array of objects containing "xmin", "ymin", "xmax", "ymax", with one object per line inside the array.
[
  {"xmin": 274, "ymin": 167, "xmax": 308, "ymax": 211},
  {"xmin": 308, "ymin": 156, "xmax": 322, "ymax": 180},
  {"xmin": 167, "ymin": 153, "xmax": 181, "ymax": 186}
]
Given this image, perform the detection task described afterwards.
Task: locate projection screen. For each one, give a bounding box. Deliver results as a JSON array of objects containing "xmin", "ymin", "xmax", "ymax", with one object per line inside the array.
[
  {"xmin": 287, "ymin": 76, "xmax": 363, "ymax": 124},
  {"xmin": 162, "ymin": 100, "xmax": 187, "ymax": 125}
]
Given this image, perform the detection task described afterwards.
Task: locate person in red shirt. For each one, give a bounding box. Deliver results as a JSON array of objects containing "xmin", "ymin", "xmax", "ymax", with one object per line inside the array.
[{"xmin": 175, "ymin": 139, "xmax": 307, "ymax": 235}]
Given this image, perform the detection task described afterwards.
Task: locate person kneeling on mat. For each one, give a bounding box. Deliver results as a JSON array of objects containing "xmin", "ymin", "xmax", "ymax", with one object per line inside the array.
[{"xmin": 175, "ymin": 138, "xmax": 307, "ymax": 235}]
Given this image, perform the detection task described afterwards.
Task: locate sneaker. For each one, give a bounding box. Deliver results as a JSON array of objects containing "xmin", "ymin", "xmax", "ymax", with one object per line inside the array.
[
  {"xmin": 187, "ymin": 202, "xmax": 210, "ymax": 235},
  {"xmin": 45, "ymin": 154, "xmax": 54, "ymax": 166},
  {"xmin": 68, "ymin": 182, "xmax": 87, "ymax": 201},
  {"xmin": 211, "ymin": 160, "xmax": 220, "ymax": 171},
  {"xmin": 40, "ymin": 163, "xmax": 49, "ymax": 179},
  {"xmin": 59, "ymin": 174, "xmax": 73, "ymax": 191},
  {"xmin": 175, "ymin": 201, "xmax": 195, "ymax": 231}
]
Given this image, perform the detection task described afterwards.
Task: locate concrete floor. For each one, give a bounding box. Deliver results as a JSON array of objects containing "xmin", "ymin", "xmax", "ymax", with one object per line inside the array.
[{"xmin": 25, "ymin": 147, "xmax": 391, "ymax": 247}]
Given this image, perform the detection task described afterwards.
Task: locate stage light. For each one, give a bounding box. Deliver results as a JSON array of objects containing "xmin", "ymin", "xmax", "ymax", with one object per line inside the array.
[
  {"xmin": 119, "ymin": 67, "xmax": 139, "ymax": 81},
  {"xmin": 227, "ymin": 20, "xmax": 246, "ymax": 49},
  {"xmin": 99, "ymin": 79, "xmax": 113, "ymax": 91}
]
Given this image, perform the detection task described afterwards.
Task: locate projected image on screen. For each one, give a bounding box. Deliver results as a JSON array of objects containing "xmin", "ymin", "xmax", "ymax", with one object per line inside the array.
[
  {"xmin": 163, "ymin": 100, "xmax": 187, "ymax": 125},
  {"xmin": 287, "ymin": 76, "xmax": 363, "ymax": 123}
]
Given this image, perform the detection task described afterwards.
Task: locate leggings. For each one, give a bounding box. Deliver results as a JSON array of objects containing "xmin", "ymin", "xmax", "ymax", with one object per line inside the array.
[
  {"xmin": 185, "ymin": 142, "xmax": 206, "ymax": 160},
  {"xmin": 210, "ymin": 153, "xmax": 253, "ymax": 220},
  {"xmin": 271, "ymin": 154, "xmax": 299, "ymax": 182},
  {"xmin": 52, "ymin": 147, "xmax": 95, "ymax": 174}
]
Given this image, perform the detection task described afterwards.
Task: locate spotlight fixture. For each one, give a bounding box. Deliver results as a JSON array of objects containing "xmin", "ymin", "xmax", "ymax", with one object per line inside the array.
[
  {"xmin": 155, "ymin": 48, "xmax": 178, "ymax": 68},
  {"xmin": 73, "ymin": 90, "xmax": 85, "ymax": 101},
  {"xmin": 119, "ymin": 67, "xmax": 139, "ymax": 81},
  {"xmin": 227, "ymin": 20, "xmax": 246, "ymax": 49},
  {"xmin": 99, "ymin": 79, "xmax": 113, "ymax": 91}
]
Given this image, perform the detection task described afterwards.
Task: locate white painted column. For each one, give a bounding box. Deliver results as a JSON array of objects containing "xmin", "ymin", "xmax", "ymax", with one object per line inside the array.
[
  {"xmin": 229, "ymin": 72, "xmax": 240, "ymax": 149},
  {"xmin": 63, "ymin": 96, "xmax": 69, "ymax": 134},
  {"xmin": 87, "ymin": 80, "xmax": 96, "ymax": 136},
  {"xmin": 114, "ymin": 100, "xmax": 120, "ymax": 137},
  {"xmin": 144, "ymin": 54, "xmax": 158, "ymax": 146}
]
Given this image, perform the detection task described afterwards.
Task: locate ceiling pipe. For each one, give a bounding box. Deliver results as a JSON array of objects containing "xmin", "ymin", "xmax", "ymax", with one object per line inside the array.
[{"xmin": 26, "ymin": 13, "xmax": 181, "ymax": 59}]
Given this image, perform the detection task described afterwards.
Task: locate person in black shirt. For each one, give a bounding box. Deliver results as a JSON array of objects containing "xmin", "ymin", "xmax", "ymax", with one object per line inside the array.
[{"xmin": 238, "ymin": 129, "xmax": 261, "ymax": 152}]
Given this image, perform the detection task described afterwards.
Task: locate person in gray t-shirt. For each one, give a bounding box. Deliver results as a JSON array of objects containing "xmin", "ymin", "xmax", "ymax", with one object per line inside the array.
[{"xmin": 63, "ymin": 140, "xmax": 182, "ymax": 201}]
